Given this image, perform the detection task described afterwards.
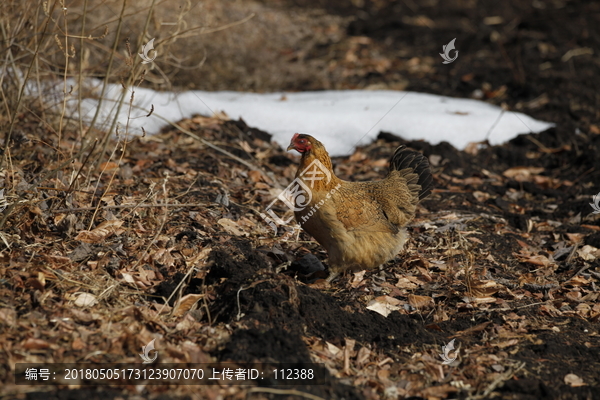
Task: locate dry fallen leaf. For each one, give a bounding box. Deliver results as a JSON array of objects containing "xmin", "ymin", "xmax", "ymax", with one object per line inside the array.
[
  {"xmin": 152, "ymin": 247, "xmax": 176, "ymax": 268},
  {"xmin": 466, "ymin": 296, "xmax": 497, "ymax": 304},
  {"xmin": 72, "ymin": 337, "xmax": 86, "ymax": 350},
  {"xmin": 26, "ymin": 272, "xmax": 46, "ymax": 290},
  {"xmin": 441, "ymin": 212, "xmax": 459, "ymax": 220},
  {"xmin": 472, "ymin": 190, "xmax": 491, "ymax": 202},
  {"xmin": 218, "ymin": 218, "xmax": 247, "ymax": 236},
  {"xmin": 575, "ymin": 303, "xmax": 591, "ymax": 318},
  {"xmin": 355, "ymin": 346, "xmax": 371, "ymax": 367},
  {"xmin": 451, "ymin": 321, "xmax": 491, "ymax": 338},
  {"xmin": 75, "ymin": 219, "xmax": 124, "ymax": 243},
  {"xmin": 348, "ymin": 151, "xmax": 367, "ymax": 162},
  {"xmin": 564, "ymin": 373, "xmax": 586, "ymax": 387},
  {"xmin": 366, "ymin": 296, "xmax": 402, "ymax": 317},
  {"xmin": 175, "ymin": 313, "xmax": 201, "ymax": 332},
  {"xmin": 469, "ymin": 279, "xmax": 501, "ymax": 297},
  {"xmin": 494, "ymin": 339, "xmax": 519, "ymax": 348},
  {"xmin": 73, "ymin": 292, "xmax": 98, "ymax": 307},
  {"xmin": 565, "ymin": 276, "xmax": 590, "ymax": 287},
  {"xmin": 514, "ymin": 251, "xmax": 553, "ymax": 267},
  {"xmin": 396, "ymin": 277, "xmax": 418, "ymax": 289},
  {"xmin": 577, "ymin": 245, "xmax": 599, "ymax": 261},
  {"xmin": 565, "ymin": 291, "xmax": 582, "ymax": 302},
  {"xmin": 191, "ymin": 115, "xmax": 225, "ymax": 127},
  {"xmin": 99, "ymin": 161, "xmax": 119, "ymax": 171},
  {"xmin": 248, "ymin": 170, "xmax": 263, "ymax": 183},
  {"xmin": 172, "ymin": 294, "xmax": 204, "ymax": 317},
  {"xmin": 408, "ymin": 294, "xmax": 434, "ymax": 309},
  {"xmin": 326, "ymin": 341, "xmax": 342, "ymax": 358},
  {"xmin": 351, "ymin": 270, "xmax": 366, "ymax": 288},
  {"xmin": 0, "ymin": 308, "xmax": 17, "ymax": 327},
  {"xmin": 370, "ymin": 158, "xmax": 389, "ymax": 168},
  {"xmin": 503, "ymin": 166, "xmax": 544, "ymax": 182},
  {"xmin": 464, "ymin": 142, "xmax": 480, "ymax": 155},
  {"xmin": 22, "ymin": 338, "xmax": 50, "ymax": 350}
]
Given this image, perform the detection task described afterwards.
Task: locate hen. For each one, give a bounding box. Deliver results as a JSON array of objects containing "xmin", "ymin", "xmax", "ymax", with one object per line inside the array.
[{"xmin": 286, "ymin": 134, "xmax": 432, "ymax": 281}]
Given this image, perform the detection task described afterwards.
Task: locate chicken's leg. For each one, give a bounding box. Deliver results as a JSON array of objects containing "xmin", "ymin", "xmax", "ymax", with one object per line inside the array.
[{"xmin": 325, "ymin": 271, "xmax": 340, "ymax": 283}]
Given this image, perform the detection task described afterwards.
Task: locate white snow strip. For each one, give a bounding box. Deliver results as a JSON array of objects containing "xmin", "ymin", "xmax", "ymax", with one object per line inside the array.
[{"xmin": 72, "ymin": 80, "xmax": 554, "ymax": 156}]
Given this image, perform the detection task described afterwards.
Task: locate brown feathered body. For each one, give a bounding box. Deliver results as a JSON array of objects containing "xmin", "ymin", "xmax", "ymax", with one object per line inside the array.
[{"xmin": 287, "ymin": 134, "xmax": 432, "ymax": 275}]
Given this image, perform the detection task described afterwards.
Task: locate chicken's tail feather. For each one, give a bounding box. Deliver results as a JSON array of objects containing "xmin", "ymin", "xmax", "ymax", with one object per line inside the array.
[{"xmin": 390, "ymin": 145, "xmax": 433, "ymax": 200}]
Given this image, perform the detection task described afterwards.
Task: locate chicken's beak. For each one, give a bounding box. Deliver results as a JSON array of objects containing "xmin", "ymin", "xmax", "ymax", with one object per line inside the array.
[{"xmin": 286, "ymin": 143, "xmax": 295, "ymax": 152}]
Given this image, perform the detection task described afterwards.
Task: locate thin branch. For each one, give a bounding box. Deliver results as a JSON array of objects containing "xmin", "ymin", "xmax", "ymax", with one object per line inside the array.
[
  {"xmin": 157, "ymin": 13, "xmax": 256, "ymax": 43},
  {"xmin": 49, "ymin": 202, "xmax": 210, "ymax": 213}
]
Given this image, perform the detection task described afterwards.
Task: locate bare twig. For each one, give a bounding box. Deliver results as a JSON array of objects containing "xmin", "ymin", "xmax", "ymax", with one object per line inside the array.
[
  {"xmin": 1, "ymin": 0, "xmax": 58, "ymax": 172},
  {"xmin": 76, "ymin": 0, "xmax": 89, "ymax": 152},
  {"xmin": 157, "ymin": 12, "xmax": 256, "ymax": 42},
  {"xmin": 49, "ymin": 202, "xmax": 210, "ymax": 213},
  {"xmin": 468, "ymin": 362, "xmax": 526, "ymax": 399},
  {"xmin": 84, "ymin": 0, "xmax": 128, "ymax": 144}
]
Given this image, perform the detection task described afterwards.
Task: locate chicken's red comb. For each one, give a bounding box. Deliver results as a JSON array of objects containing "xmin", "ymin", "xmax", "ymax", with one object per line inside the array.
[{"xmin": 292, "ymin": 133, "xmax": 300, "ymax": 141}]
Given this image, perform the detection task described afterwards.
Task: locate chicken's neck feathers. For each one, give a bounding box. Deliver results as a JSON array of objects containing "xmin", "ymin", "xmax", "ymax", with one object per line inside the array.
[{"xmin": 297, "ymin": 150, "xmax": 342, "ymax": 192}]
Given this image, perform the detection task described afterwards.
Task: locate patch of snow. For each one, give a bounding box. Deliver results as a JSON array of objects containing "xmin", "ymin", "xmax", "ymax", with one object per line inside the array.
[{"xmin": 73, "ymin": 80, "xmax": 554, "ymax": 156}]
